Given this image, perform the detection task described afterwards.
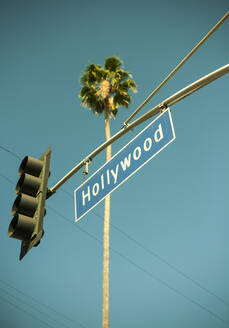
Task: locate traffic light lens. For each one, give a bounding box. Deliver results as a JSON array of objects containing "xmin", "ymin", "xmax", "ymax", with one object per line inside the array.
[
  {"xmin": 12, "ymin": 194, "xmax": 38, "ymax": 217},
  {"xmin": 8, "ymin": 214, "xmax": 36, "ymax": 241},
  {"xmin": 16, "ymin": 173, "xmax": 41, "ymax": 196},
  {"xmin": 18, "ymin": 156, "xmax": 43, "ymax": 177}
]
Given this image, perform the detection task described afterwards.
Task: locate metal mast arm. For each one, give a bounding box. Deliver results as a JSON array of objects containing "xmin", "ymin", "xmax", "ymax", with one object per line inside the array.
[{"xmin": 47, "ymin": 64, "xmax": 229, "ymax": 197}]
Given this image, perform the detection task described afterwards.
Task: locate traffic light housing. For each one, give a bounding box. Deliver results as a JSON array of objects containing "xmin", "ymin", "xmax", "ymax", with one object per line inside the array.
[{"xmin": 8, "ymin": 147, "xmax": 51, "ymax": 260}]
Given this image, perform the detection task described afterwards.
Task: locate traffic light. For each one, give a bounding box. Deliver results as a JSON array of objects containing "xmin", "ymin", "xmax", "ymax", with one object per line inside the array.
[{"xmin": 8, "ymin": 147, "xmax": 52, "ymax": 260}]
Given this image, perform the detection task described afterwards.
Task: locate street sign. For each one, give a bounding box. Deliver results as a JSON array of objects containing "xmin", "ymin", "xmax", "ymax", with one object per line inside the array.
[{"xmin": 74, "ymin": 108, "xmax": 175, "ymax": 222}]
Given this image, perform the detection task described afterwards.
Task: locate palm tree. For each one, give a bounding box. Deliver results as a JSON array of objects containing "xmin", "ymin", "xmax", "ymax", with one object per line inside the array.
[{"xmin": 79, "ymin": 56, "xmax": 136, "ymax": 328}]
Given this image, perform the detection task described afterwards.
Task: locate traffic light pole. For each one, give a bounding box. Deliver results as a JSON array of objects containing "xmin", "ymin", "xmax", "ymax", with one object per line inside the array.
[{"xmin": 47, "ymin": 63, "xmax": 229, "ymax": 197}]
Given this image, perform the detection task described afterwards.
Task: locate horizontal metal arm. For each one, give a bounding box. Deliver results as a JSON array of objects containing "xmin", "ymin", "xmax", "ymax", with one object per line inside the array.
[{"xmin": 48, "ymin": 64, "xmax": 229, "ymax": 197}]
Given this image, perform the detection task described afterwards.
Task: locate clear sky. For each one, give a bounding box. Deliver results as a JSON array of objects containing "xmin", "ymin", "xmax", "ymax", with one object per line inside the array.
[{"xmin": 1, "ymin": 1, "xmax": 229, "ymax": 327}]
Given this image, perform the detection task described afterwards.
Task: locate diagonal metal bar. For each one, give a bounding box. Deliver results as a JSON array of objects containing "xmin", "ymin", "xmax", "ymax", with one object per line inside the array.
[{"xmin": 123, "ymin": 11, "xmax": 229, "ymax": 126}]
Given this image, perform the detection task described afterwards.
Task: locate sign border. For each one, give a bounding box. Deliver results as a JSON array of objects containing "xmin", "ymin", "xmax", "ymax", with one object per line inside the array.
[{"xmin": 74, "ymin": 108, "xmax": 176, "ymax": 222}]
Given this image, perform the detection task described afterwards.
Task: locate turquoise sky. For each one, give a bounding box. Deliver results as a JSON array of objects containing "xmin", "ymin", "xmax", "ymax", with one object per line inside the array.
[{"xmin": 1, "ymin": 1, "xmax": 229, "ymax": 327}]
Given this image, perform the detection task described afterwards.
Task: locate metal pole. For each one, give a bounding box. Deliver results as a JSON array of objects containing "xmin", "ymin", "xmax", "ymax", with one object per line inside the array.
[{"xmin": 47, "ymin": 64, "xmax": 229, "ymax": 197}]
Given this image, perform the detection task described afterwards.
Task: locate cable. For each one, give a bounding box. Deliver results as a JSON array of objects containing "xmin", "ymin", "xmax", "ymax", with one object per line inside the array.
[
  {"xmin": 2, "ymin": 159, "xmax": 229, "ymax": 324},
  {"xmin": 0, "ymin": 176, "xmax": 87, "ymax": 328},
  {"xmin": 60, "ymin": 189, "xmax": 73, "ymax": 198},
  {"xmin": 0, "ymin": 145, "xmax": 21, "ymax": 160},
  {"xmin": 0, "ymin": 280, "xmax": 87, "ymax": 328},
  {"xmin": 0, "ymin": 294, "xmax": 55, "ymax": 328},
  {"xmin": 0, "ymin": 170, "xmax": 229, "ymax": 320},
  {"xmin": 59, "ymin": 189, "xmax": 229, "ymax": 307},
  {"xmin": 92, "ymin": 210, "xmax": 229, "ymax": 306},
  {"xmin": 0, "ymin": 279, "xmax": 76, "ymax": 326},
  {"xmin": 0, "ymin": 287, "xmax": 72, "ymax": 328},
  {"xmin": 2, "ymin": 172, "xmax": 229, "ymax": 326},
  {"xmin": 111, "ymin": 247, "xmax": 229, "ymax": 326},
  {"xmin": 123, "ymin": 11, "xmax": 229, "ymax": 126},
  {"xmin": 48, "ymin": 205, "xmax": 229, "ymax": 326},
  {"xmin": 0, "ymin": 172, "xmax": 15, "ymax": 185}
]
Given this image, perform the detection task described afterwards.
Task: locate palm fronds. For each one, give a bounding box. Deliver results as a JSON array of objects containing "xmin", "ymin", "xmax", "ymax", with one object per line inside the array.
[
  {"xmin": 80, "ymin": 64, "xmax": 106, "ymax": 86},
  {"xmin": 79, "ymin": 56, "xmax": 137, "ymax": 117},
  {"xmin": 104, "ymin": 56, "xmax": 122, "ymax": 72}
]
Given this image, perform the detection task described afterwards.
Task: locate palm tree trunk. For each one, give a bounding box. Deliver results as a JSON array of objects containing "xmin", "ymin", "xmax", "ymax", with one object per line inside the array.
[{"xmin": 102, "ymin": 108, "xmax": 111, "ymax": 328}]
